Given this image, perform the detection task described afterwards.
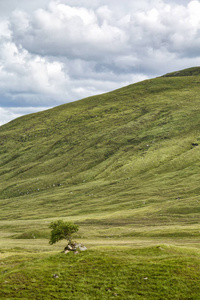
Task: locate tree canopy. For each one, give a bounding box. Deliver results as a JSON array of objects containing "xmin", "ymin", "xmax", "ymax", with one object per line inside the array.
[{"xmin": 49, "ymin": 220, "xmax": 79, "ymax": 245}]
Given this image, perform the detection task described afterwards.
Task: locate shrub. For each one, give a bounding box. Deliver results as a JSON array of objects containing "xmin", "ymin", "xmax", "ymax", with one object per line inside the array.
[{"xmin": 49, "ymin": 220, "xmax": 79, "ymax": 245}]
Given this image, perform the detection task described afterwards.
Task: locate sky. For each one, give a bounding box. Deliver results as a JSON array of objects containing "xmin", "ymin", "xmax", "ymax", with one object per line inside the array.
[{"xmin": 0, "ymin": 0, "xmax": 200, "ymax": 125}]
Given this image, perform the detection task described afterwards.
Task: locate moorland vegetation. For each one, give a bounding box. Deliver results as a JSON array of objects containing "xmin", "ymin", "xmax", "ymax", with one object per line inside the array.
[{"xmin": 0, "ymin": 67, "xmax": 200, "ymax": 299}]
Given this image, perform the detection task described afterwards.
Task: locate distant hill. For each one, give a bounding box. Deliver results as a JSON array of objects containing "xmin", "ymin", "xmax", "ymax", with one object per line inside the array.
[
  {"xmin": 1, "ymin": 67, "xmax": 200, "ymax": 225},
  {"xmin": 162, "ymin": 66, "xmax": 200, "ymax": 77}
]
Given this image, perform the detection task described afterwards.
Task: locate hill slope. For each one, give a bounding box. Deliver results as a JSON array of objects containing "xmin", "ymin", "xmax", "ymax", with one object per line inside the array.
[{"xmin": 0, "ymin": 67, "xmax": 200, "ymax": 225}]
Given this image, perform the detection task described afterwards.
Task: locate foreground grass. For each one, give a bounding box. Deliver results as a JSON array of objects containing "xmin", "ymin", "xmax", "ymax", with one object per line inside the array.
[{"xmin": 0, "ymin": 245, "xmax": 200, "ymax": 299}]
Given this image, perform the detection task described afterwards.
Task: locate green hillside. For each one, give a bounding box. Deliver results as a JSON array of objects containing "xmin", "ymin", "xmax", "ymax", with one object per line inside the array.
[
  {"xmin": 1, "ymin": 67, "xmax": 200, "ymax": 226},
  {"xmin": 1, "ymin": 67, "xmax": 200, "ymax": 299}
]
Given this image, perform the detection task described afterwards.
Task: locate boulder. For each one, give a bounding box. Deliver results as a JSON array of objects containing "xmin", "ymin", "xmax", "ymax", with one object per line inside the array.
[{"xmin": 64, "ymin": 242, "xmax": 87, "ymax": 254}]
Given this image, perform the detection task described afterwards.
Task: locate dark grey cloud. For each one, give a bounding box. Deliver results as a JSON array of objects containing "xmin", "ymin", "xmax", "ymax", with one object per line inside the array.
[{"xmin": 1, "ymin": 0, "xmax": 200, "ymax": 125}]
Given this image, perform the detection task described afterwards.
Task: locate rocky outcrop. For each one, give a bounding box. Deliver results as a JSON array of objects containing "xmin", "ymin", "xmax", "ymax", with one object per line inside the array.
[{"xmin": 64, "ymin": 242, "xmax": 87, "ymax": 254}]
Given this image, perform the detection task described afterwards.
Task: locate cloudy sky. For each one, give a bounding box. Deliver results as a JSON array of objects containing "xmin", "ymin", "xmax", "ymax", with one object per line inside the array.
[{"xmin": 0, "ymin": 0, "xmax": 200, "ymax": 125}]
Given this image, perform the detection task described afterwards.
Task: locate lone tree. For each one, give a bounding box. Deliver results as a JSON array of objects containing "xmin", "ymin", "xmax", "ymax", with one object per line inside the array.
[{"xmin": 49, "ymin": 220, "xmax": 79, "ymax": 245}]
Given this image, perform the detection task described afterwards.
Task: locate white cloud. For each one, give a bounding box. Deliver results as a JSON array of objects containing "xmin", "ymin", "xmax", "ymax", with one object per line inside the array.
[
  {"xmin": 9, "ymin": 1, "xmax": 200, "ymax": 67},
  {"xmin": 0, "ymin": 0, "xmax": 200, "ymax": 125},
  {"xmin": 10, "ymin": 3, "xmax": 127, "ymax": 60},
  {"xmin": 0, "ymin": 20, "xmax": 11, "ymax": 38},
  {"xmin": 0, "ymin": 107, "xmax": 21, "ymax": 126},
  {"xmin": 0, "ymin": 40, "xmax": 70, "ymax": 106}
]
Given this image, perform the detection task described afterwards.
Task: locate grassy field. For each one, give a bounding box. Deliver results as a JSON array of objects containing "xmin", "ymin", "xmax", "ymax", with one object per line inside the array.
[
  {"xmin": 0, "ymin": 220, "xmax": 200, "ymax": 299},
  {"xmin": 0, "ymin": 244, "xmax": 200, "ymax": 299},
  {"xmin": 0, "ymin": 67, "xmax": 200, "ymax": 298}
]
